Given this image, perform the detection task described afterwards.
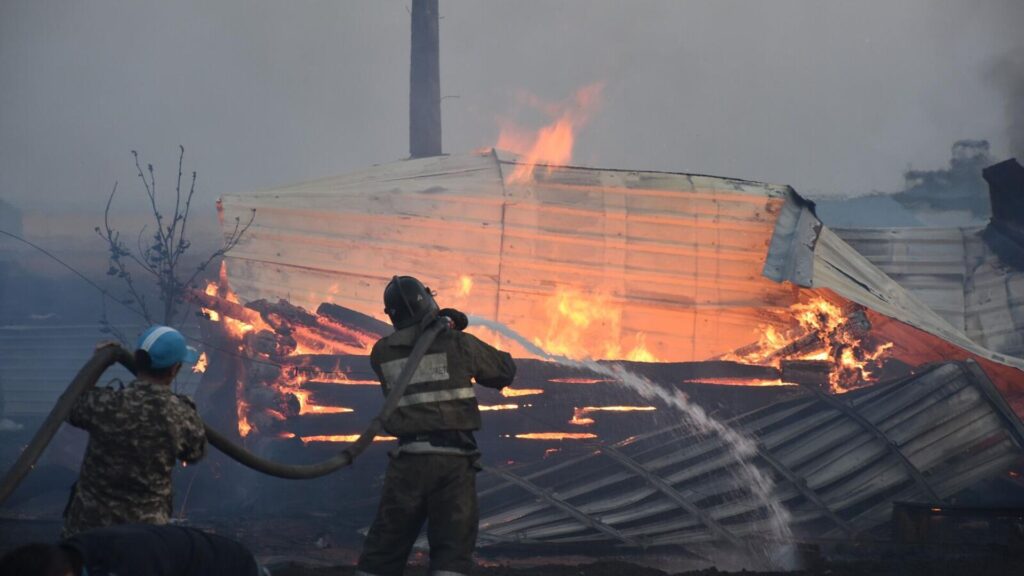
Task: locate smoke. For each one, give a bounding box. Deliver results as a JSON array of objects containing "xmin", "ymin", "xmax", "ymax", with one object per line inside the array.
[{"xmin": 992, "ymin": 54, "xmax": 1024, "ymax": 160}]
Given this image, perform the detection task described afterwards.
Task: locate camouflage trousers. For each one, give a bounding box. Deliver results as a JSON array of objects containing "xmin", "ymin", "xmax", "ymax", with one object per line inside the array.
[
  {"xmin": 356, "ymin": 453, "xmax": 479, "ymax": 576},
  {"xmin": 62, "ymin": 483, "xmax": 171, "ymax": 538}
]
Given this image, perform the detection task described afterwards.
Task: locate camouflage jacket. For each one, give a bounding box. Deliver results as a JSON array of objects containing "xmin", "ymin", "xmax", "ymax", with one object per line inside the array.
[
  {"xmin": 370, "ymin": 326, "xmax": 516, "ymax": 438},
  {"xmin": 62, "ymin": 379, "xmax": 206, "ymax": 536}
]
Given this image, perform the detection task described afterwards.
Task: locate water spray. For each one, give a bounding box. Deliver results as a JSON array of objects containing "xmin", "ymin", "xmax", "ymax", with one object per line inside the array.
[{"xmin": 470, "ymin": 315, "xmax": 794, "ymax": 549}]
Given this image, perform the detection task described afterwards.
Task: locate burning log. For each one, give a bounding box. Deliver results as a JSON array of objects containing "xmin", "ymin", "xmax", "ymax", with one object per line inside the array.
[
  {"xmin": 189, "ymin": 289, "xmax": 264, "ymax": 327},
  {"xmin": 197, "ymin": 285, "xmax": 835, "ymax": 447},
  {"xmin": 723, "ymin": 298, "xmax": 894, "ymax": 393},
  {"xmin": 780, "ymin": 359, "xmax": 832, "ymax": 390},
  {"xmin": 247, "ymin": 298, "xmax": 319, "ymax": 329},
  {"xmin": 317, "ymin": 302, "xmax": 391, "ymax": 338}
]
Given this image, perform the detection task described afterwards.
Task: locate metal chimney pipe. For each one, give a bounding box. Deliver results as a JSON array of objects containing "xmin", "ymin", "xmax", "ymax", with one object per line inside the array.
[{"xmin": 409, "ymin": 0, "xmax": 442, "ymax": 158}]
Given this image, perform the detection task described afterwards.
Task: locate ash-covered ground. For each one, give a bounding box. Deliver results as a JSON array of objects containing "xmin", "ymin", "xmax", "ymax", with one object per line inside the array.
[{"xmin": 3, "ymin": 516, "xmax": 1024, "ymax": 576}]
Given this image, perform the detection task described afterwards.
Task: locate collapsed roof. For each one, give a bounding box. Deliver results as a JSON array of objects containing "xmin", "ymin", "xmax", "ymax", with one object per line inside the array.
[
  {"xmin": 215, "ymin": 152, "xmax": 1024, "ymax": 547},
  {"xmin": 219, "ymin": 150, "xmax": 1024, "ymax": 409}
]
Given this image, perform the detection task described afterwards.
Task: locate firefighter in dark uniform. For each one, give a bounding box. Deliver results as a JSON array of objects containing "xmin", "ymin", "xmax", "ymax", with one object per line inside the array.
[{"xmin": 355, "ymin": 276, "xmax": 516, "ymax": 576}]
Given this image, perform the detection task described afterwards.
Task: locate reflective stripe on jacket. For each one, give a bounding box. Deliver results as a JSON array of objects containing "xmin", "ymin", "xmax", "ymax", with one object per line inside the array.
[{"xmin": 370, "ymin": 326, "xmax": 516, "ymax": 436}]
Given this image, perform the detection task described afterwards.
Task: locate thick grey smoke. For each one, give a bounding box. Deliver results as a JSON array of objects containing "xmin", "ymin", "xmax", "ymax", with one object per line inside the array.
[
  {"xmin": 992, "ymin": 55, "xmax": 1024, "ymax": 160},
  {"xmin": 1, "ymin": 0, "xmax": 1022, "ymax": 227}
]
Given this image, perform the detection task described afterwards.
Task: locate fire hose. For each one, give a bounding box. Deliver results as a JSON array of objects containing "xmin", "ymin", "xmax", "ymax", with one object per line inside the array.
[{"xmin": 0, "ymin": 318, "xmax": 447, "ymax": 504}]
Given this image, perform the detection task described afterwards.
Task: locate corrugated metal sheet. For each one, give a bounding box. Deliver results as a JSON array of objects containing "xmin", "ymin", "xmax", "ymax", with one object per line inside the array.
[
  {"xmin": 475, "ymin": 361, "xmax": 1024, "ymax": 546},
  {"xmin": 835, "ymin": 227, "xmax": 1024, "ymax": 360},
  {"xmin": 0, "ymin": 324, "xmax": 201, "ymax": 417},
  {"xmin": 221, "ymin": 151, "xmax": 1024, "ymax": 373},
  {"xmin": 221, "ymin": 151, "xmax": 805, "ymax": 362}
]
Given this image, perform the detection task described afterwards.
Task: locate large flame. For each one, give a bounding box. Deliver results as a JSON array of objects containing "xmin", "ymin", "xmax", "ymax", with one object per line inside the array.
[
  {"xmin": 533, "ymin": 287, "xmax": 657, "ymax": 362},
  {"xmin": 496, "ymin": 83, "xmax": 603, "ymax": 184},
  {"xmin": 570, "ymin": 405, "xmax": 656, "ymax": 426},
  {"xmin": 725, "ymin": 295, "xmax": 895, "ymax": 393},
  {"xmin": 501, "ymin": 387, "xmax": 545, "ymax": 397}
]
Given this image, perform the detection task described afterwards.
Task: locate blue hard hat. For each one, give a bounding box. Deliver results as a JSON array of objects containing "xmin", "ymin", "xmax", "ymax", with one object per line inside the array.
[{"xmin": 136, "ymin": 325, "xmax": 200, "ymax": 369}]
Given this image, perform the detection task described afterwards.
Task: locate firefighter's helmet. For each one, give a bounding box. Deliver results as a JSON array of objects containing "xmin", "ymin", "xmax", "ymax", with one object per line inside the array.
[{"xmin": 383, "ymin": 275, "xmax": 439, "ymax": 329}]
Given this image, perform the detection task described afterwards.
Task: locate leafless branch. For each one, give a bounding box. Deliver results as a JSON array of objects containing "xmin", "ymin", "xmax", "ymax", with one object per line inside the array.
[{"xmin": 101, "ymin": 147, "xmax": 253, "ymax": 328}]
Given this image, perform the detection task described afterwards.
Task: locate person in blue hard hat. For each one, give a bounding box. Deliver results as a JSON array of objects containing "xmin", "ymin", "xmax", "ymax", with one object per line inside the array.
[{"xmin": 61, "ymin": 326, "xmax": 207, "ymax": 537}]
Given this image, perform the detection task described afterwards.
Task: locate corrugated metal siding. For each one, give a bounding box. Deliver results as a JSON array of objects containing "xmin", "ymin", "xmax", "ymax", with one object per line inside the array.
[
  {"xmin": 221, "ymin": 152, "xmax": 506, "ymax": 329},
  {"xmin": 963, "ymin": 233, "xmax": 1024, "ymax": 358},
  {"xmin": 476, "ymin": 361, "xmax": 1024, "ymax": 546},
  {"xmin": 220, "ymin": 152, "xmax": 802, "ymax": 362},
  {"xmin": 836, "ymin": 228, "xmax": 968, "ymax": 329},
  {"xmin": 0, "ymin": 324, "xmax": 202, "ymax": 417},
  {"xmin": 495, "ymin": 161, "xmax": 795, "ymax": 361},
  {"xmin": 219, "ymin": 151, "xmax": 1024, "ymax": 378},
  {"xmin": 834, "ymin": 227, "xmax": 1024, "ymax": 360}
]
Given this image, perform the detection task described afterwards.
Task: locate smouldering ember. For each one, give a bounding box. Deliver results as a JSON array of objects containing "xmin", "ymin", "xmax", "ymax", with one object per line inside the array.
[
  {"xmin": 514, "ymin": 432, "xmax": 598, "ymax": 441},
  {"xmin": 569, "ymin": 406, "xmax": 656, "ymax": 426},
  {"xmin": 192, "ymin": 352, "xmax": 208, "ymax": 374},
  {"xmin": 500, "ymin": 387, "xmax": 544, "ymax": 398},
  {"xmin": 299, "ymin": 435, "xmax": 396, "ymax": 444},
  {"xmin": 457, "ymin": 275, "xmax": 473, "ymax": 297},
  {"xmin": 680, "ymin": 377, "xmax": 789, "ymax": 387},
  {"xmin": 479, "ymin": 404, "xmax": 519, "ymax": 411},
  {"xmin": 723, "ymin": 296, "xmax": 895, "ymax": 393},
  {"xmin": 199, "ymin": 265, "xmax": 380, "ymax": 437},
  {"xmin": 281, "ymin": 364, "xmax": 378, "ymax": 386}
]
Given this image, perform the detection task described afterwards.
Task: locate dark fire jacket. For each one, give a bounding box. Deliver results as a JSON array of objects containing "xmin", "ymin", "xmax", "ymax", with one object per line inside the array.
[{"xmin": 369, "ymin": 325, "xmax": 516, "ymax": 436}]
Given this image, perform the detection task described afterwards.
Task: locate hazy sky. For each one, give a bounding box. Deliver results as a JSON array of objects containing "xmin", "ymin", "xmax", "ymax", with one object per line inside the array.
[{"xmin": 2, "ymin": 0, "xmax": 1022, "ymax": 224}]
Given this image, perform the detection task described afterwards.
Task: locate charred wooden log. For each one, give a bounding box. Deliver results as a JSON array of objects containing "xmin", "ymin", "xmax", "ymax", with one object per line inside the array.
[
  {"xmin": 317, "ymin": 302, "xmax": 391, "ymax": 338},
  {"xmin": 780, "ymin": 359, "xmax": 832, "ymax": 389}
]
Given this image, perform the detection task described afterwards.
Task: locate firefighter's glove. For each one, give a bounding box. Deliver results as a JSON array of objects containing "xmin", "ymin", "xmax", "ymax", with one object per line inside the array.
[{"xmin": 438, "ymin": 308, "xmax": 469, "ymax": 331}]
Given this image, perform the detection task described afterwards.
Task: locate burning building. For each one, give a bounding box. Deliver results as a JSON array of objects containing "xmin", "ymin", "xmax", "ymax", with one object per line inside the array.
[{"xmin": 191, "ymin": 149, "xmax": 1024, "ymax": 548}]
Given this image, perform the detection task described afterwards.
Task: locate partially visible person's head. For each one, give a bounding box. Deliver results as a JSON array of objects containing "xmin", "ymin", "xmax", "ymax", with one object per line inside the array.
[
  {"xmin": 134, "ymin": 325, "xmax": 199, "ymax": 384},
  {"xmin": 383, "ymin": 275, "xmax": 439, "ymax": 329},
  {"xmin": 0, "ymin": 544, "xmax": 75, "ymax": 576}
]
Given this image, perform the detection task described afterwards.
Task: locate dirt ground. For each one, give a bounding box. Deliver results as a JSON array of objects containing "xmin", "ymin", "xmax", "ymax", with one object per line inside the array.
[
  {"xmin": 4, "ymin": 517, "xmax": 1024, "ymax": 575},
  {"xmin": 268, "ymin": 556, "xmax": 1024, "ymax": 576}
]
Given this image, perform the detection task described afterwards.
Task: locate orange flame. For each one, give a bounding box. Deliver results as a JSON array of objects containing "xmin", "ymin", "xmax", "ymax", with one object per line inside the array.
[
  {"xmin": 681, "ymin": 377, "xmax": 789, "ymax": 387},
  {"xmin": 201, "ymin": 268, "xmax": 368, "ymax": 432},
  {"xmin": 515, "ymin": 432, "xmax": 597, "ymax": 440},
  {"xmin": 501, "ymin": 387, "xmax": 545, "ymax": 397},
  {"xmin": 236, "ymin": 380, "xmax": 252, "ymax": 438},
  {"xmin": 569, "ymin": 406, "xmax": 656, "ymax": 426},
  {"xmin": 192, "ymin": 352, "xmax": 208, "ymax": 374},
  {"xmin": 290, "ymin": 389, "xmax": 353, "ymax": 415},
  {"xmin": 726, "ymin": 295, "xmax": 895, "ymax": 393},
  {"xmin": 299, "ymin": 434, "xmax": 396, "ymax": 444},
  {"xmin": 457, "ymin": 275, "xmax": 473, "ymax": 297},
  {"xmin": 497, "ymin": 83, "xmax": 603, "ymax": 184},
  {"xmin": 549, "ymin": 377, "xmax": 609, "ymax": 384},
  {"xmin": 479, "ymin": 404, "xmax": 519, "ymax": 411},
  {"xmin": 533, "ymin": 287, "xmax": 658, "ymax": 362}
]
